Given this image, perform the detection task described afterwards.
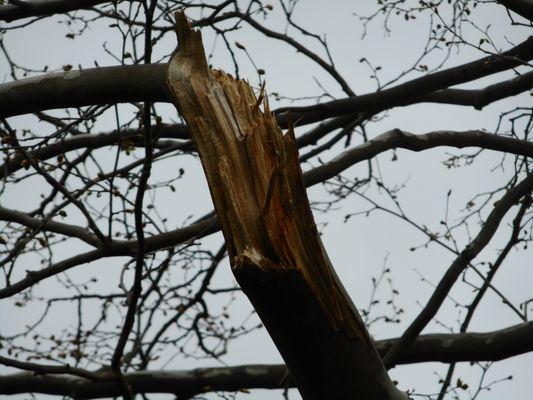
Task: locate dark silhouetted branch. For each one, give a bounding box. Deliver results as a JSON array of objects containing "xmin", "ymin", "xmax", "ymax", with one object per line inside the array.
[
  {"xmin": 2, "ymin": 129, "xmax": 530, "ymax": 297},
  {"xmin": 0, "ymin": 64, "xmax": 168, "ymax": 118},
  {"xmin": 1, "ymin": 39, "xmax": 531, "ymax": 120},
  {"xmin": 303, "ymin": 129, "xmax": 533, "ymax": 187},
  {"xmin": 383, "ymin": 172, "xmax": 533, "ymax": 368},
  {"xmin": 0, "ymin": 215, "xmax": 219, "ymax": 299},
  {"xmin": 275, "ymin": 37, "xmax": 533, "ymax": 126},
  {"xmin": 1, "ymin": 322, "xmax": 531, "ymax": 398},
  {"xmin": 496, "ymin": 0, "xmax": 533, "ymax": 20},
  {"xmin": 0, "ymin": 0, "xmax": 115, "ymax": 22}
]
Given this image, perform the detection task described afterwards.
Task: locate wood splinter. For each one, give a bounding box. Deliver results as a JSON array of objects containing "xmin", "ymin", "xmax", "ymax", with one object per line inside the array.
[{"xmin": 166, "ymin": 11, "xmax": 407, "ymax": 400}]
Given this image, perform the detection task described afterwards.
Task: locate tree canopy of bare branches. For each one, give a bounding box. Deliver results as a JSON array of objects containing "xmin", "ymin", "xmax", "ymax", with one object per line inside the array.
[{"xmin": 0, "ymin": 1, "xmax": 532, "ymax": 399}]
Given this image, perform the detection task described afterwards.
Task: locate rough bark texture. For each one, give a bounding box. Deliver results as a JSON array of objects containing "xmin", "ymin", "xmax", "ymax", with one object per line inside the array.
[{"xmin": 166, "ymin": 12, "xmax": 405, "ymax": 400}]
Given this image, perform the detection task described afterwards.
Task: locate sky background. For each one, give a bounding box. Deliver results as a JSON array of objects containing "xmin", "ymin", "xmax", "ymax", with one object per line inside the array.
[{"xmin": 1, "ymin": 1, "xmax": 532, "ymax": 399}]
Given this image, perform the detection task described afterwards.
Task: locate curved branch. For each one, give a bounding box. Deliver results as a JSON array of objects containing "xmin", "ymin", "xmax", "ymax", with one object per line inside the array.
[
  {"xmin": 0, "ymin": 215, "xmax": 219, "ymax": 298},
  {"xmin": 274, "ymin": 36, "xmax": 533, "ymax": 126},
  {"xmin": 435, "ymin": 195, "xmax": 531, "ymax": 397},
  {"xmin": 0, "ymin": 205, "xmax": 101, "ymax": 247},
  {"xmin": 0, "ymin": 249, "xmax": 105, "ymax": 299},
  {"xmin": 1, "ymin": 129, "xmax": 530, "ymax": 297},
  {"xmin": 0, "ymin": 122, "xmax": 190, "ymax": 176},
  {"xmin": 1, "ymin": 322, "xmax": 531, "ymax": 398},
  {"xmin": 4, "ymin": 84, "xmax": 530, "ymax": 178},
  {"xmin": 303, "ymin": 129, "xmax": 533, "ymax": 187},
  {"xmin": 237, "ymin": 12, "xmax": 355, "ymax": 96},
  {"xmin": 0, "ymin": 355, "xmax": 103, "ymax": 381}
]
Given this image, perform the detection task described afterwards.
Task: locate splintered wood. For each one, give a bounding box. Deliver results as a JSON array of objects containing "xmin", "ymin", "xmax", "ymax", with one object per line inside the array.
[
  {"xmin": 167, "ymin": 12, "xmax": 408, "ymax": 400},
  {"xmin": 166, "ymin": 13, "xmax": 368, "ymax": 338},
  {"xmin": 167, "ymin": 13, "xmax": 406, "ymax": 400}
]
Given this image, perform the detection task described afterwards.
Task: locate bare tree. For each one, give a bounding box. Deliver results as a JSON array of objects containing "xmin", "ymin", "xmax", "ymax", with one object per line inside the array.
[{"xmin": 0, "ymin": 1, "xmax": 532, "ymax": 399}]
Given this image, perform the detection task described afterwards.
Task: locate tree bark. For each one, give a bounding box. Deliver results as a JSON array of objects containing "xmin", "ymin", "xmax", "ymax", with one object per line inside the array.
[
  {"xmin": 166, "ymin": 12, "xmax": 406, "ymax": 400},
  {"xmin": 0, "ymin": 0, "xmax": 111, "ymax": 22},
  {"xmin": 2, "ymin": 321, "xmax": 533, "ymax": 398},
  {"xmin": 496, "ymin": 0, "xmax": 533, "ymax": 20},
  {"xmin": 2, "ymin": 41, "xmax": 532, "ymax": 119}
]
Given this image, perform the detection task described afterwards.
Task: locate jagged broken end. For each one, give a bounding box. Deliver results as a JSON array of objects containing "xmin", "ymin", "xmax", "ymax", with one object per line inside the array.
[
  {"xmin": 165, "ymin": 11, "xmax": 374, "ymax": 342},
  {"xmin": 166, "ymin": 12, "xmax": 360, "ymax": 337},
  {"xmin": 164, "ymin": 15, "xmax": 408, "ymax": 399},
  {"xmin": 170, "ymin": 11, "xmax": 210, "ymax": 80}
]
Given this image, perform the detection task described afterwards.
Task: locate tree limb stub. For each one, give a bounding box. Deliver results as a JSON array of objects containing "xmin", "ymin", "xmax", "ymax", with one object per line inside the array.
[{"xmin": 166, "ymin": 12, "xmax": 406, "ymax": 400}]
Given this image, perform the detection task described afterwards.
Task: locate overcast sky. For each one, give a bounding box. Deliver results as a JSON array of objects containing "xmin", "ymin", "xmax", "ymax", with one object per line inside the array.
[{"xmin": 1, "ymin": 1, "xmax": 532, "ymax": 399}]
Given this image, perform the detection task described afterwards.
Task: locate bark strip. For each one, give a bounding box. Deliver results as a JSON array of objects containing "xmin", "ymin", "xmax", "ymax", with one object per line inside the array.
[{"xmin": 166, "ymin": 12, "xmax": 405, "ymax": 400}]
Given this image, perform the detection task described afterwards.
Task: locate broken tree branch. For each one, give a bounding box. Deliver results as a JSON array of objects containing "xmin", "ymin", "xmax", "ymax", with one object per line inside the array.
[{"xmin": 166, "ymin": 11, "xmax": 405, "ymax": 400}]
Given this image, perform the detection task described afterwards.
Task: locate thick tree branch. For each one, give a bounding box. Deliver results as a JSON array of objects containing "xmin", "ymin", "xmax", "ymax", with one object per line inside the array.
[
  {"xmin": 0, "ymin": 64, "xmax": 168, "ymax": 119},
  {"xmin": 377, "ymin": 321, "xmax": 533, "ymax": 364},
  {"xmin": 275, "ymin": 37, "xmax": 533, "ymax": 126},
  {"xmin": 0, "ymin": 0, "xmax": 114, "ymax": 22},
  {"xmin": 1, "ymin": 38, "xmax": 531, "ymax": 120},
  {"xmin": 416, "ymin": 70, "xmax": 533, "ymax": 109},
  {"xmin": 303, "ymin": 129, "xmax": 533, "ymax": 187},
  {"xmin": 1, "ymin": 322, "xmax": 531, "ymax": 398},
  {"xmin": 496, "ymin": 0, "xmax": 533, "ymax": 20}
]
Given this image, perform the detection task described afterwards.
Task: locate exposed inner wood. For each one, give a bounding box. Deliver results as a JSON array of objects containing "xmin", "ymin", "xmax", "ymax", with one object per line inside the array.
[
  {"xmin": 167, "ymin": 12, "xmax": 362, "ymax": 336},
  {"xmin": 167, "ymin": 12, "xmax": 405, "ymax": 400}
]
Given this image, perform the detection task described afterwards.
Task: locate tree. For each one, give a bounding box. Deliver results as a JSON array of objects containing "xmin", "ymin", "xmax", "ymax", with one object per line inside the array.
[{"xmin": 0, "ymin": 1, "xmax": 532, "ymax": 399}]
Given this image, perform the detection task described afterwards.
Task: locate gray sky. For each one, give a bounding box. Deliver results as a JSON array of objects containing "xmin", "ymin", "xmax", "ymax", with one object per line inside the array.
[{"xmin": 1, "ymin": 1, "xmax": 532, "ymax": 399}]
